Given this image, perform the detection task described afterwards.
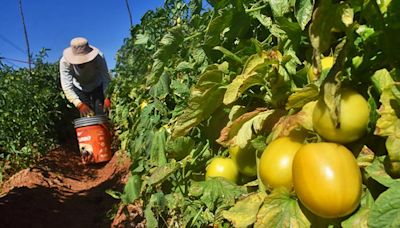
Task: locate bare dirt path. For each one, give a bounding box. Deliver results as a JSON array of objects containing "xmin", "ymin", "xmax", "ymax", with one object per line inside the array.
[{"xmin": 0, "ymin": 145, "xmax": 131, "ymax": 228}]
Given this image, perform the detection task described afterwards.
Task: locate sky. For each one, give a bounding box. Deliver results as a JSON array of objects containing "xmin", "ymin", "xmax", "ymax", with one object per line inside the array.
[{"xmin": 0, "ymin": 0, "xmax": 178, "ymax": 70}]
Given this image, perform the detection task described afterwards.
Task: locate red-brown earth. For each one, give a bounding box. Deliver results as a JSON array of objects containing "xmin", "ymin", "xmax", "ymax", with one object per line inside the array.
[{"xmin": 0, "ymin": 144, "xmax": 137, "ymax": 228}]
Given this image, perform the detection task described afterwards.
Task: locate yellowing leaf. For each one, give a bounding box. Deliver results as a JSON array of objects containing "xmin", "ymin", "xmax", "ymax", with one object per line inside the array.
[
  {"xmin": 255, "ymin": 189, "xmax": 310, "ymax": 228},
  {"xmin": 223, "ymin": 192, "xmax": 267, "ymax": 228},
  {"xmin": 375, "ymin": 86, "xmax": 400, "ymax": 137},
  {"xmin": 223, "ymin": 72, "xmax": 264, "ymax": 105},
  {"xmin": 223, "ymin": 50, "xmax": 281, "ymax": 105},
  {"xmin": 286, "ymin": 84, "xmax": 319, "ymax": 110},
  {"xmin": 217, "ymin": 108, "xmax": 268, "ymax": 147},
  {"xmin": 216, "ymin": 108, "xmax": 283, "ymax": 149},
  {"xmin": 172, "ymin": 69, "xmax": 225, "ymax": 138}
]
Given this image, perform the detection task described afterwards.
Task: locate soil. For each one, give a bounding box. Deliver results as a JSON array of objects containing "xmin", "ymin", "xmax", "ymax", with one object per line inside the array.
[{"xmin": 0, "ymin": 144, "xmax": 135, "ymax": 228}]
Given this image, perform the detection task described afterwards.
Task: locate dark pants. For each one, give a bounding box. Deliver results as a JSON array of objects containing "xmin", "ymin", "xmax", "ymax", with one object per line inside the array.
[{"xmin": 73, "ymin": 85, "xmax": 105, "ymax": 115}]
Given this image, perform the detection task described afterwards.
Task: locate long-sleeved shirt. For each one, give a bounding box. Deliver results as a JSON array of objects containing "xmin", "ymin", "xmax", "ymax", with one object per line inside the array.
[{"xmin": 59, "ymin": 52, "xmax": 111, "ymax": 107}]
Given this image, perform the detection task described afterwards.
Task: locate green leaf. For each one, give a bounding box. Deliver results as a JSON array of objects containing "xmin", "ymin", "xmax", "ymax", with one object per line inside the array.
[
  {"xmin": 176, "ymin": 61, "xmax": 193, "ymax": 71},
  {"xmin": 368, "ymin": 183, "xmax": 400, "ymax": 228},
  {"xmin": 145, "ymin": 205, "xmax": 158, "ymax": 228},
  {"xmin": 121, "ymin": 175, "xmax": 142, "ymax": 204},
  {"xmin": 134, "ymin": 33, "xmax": 149, "ymax": 45},
  {"xmin": 189, "ymin": 178, "xmax": 247, "ymax": 211},
  {"xmin": 223, "ymin": 192, "xmax": 267, "ymax": 227},
  {"xmin": 269, "ymin": 0, "xmax": 291, "ymax": 17},
  {"xmin": 149, "ymin": 128, "xmax": 167, "ymax": 167},
  {"xmin": 148, "ymin": 161, "xmax": 180, "ymax": 185},
  {"xmin": 205, "ymin": 9, "xmax": 234, "ymax": 46},
  {"xmin": 255, "ymin": 188, "xmax": 310, "ymax": 228},
  {"xmin": 365, "ymin": 156, "xmax": 400, "ymax": 187},
  {"xmin": 295, "ymin": 0, "xmax": 314, "ymax": 30},
  {"xmin": 172, "ymin": 69, "xmax": 226, "ymax": 138},
  {"xmin": 166, "ymin": 136, "xmax": 195, "ymax": 160}
]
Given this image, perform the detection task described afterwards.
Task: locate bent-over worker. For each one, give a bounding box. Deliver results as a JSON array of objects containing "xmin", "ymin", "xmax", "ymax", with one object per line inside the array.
[{"xmin": 59, "ymin": 37, "xmax": 111, "ymax": 117}]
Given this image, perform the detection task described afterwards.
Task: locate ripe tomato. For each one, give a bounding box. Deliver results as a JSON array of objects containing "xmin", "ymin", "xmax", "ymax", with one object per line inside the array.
[
  {"xmin": 206, "ymin": 157, "xmax": 239, "ymax": 183},
  {"xmin": 308, "ymin": 56, "xmax": 334, "ymax": 81},
  {"xmin": 258, "ymin": 136, "xmax": 303, "ymax": 190},
  {"xmin": 229, "ymin": 145, "xmax": 257, "ymax": 177},
  {"xmin": 312, "ymin": 88, "xmax": 370, "ymax": 143},
  {"xmin": 292, "ymin": 142, "xmax": 362, "ymax": 218}
]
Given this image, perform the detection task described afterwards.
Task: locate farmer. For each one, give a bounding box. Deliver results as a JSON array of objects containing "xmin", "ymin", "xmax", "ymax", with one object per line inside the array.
[{"xmin": 59, "ymin": 37, "xmax": 111, "ymax": 117}]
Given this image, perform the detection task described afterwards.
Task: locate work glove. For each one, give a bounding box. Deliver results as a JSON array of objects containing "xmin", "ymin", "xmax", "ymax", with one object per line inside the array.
[
  {"xmin": 77, "ymin": 102, "xmax": 94, "ymax": 117},
  {"xmin": 104, "ymin": 98, "xmax": 111, "ymax": 112}
]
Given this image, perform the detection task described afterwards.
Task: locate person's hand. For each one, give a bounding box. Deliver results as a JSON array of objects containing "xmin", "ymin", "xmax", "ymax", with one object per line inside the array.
[
  {"xmin": 104, "ymin": 98, "xmax": 111, "ymax": 112},
  {"xmin": 77, "ymin": 102, "xmax": 94, "ymax": 117}
]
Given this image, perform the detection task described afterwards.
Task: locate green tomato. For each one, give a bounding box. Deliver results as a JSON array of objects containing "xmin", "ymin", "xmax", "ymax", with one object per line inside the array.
[
  {"xmin": 312, "ymin": 88, "xmax": 370, "ymax": 143},
  {"xmin": 292, "ymin": 142, "xmax": 362, "ymax": 218},
  {"xmin": 229, "ymin": 145, "xmax": 257, "ymax": 177},
  {"xmin": 206, "ymin": 157, "xmax": 239, "ymax": 183},
  {"xmin": 259, "ymin": 136, "xmax": 303, "ymax": 190}
]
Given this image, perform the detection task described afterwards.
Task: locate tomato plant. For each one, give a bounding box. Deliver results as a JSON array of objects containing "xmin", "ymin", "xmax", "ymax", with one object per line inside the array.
[
  {"xmin": 313, "ymin": 88, "xmax": 370, "ymax": 144},
  {"xmin": 292, "ymin": 142, "xmax": 362, "ymax": 218},
  {"xmin": 0, "ymin": 50, "xmax": 71, "ymax": 178},
  {"xmin": 259, "ymin": 136, "xmax": 303, "ymax": 190},
  {"xmin": 109, "ymin": 0, "xmax": 400, "ymax": 226},
  {"xmin": 206, "ymin": 157, "xmax": 239, "ymax": 183}
]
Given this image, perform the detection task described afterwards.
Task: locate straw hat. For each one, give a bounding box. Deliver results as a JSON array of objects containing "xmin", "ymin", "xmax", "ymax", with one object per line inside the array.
[{"xmin": 63, "ymin": 37, "xmax": 99, "ymax": 64}]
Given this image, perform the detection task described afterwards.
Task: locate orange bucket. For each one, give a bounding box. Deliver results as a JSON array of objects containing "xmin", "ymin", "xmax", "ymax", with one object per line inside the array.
[{"xmin": 73, "ymin": 115, "xmax": 112, "ymax": 164}]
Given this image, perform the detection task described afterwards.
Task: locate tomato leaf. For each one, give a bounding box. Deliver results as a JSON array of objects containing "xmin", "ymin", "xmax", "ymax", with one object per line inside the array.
[
  {"xmin": 149, "ymin": 128, "xmax": 167, "ymax": 167},
  {"xmin": 294, "ymin": 0, "xmax": 314, "ymax": 30},
  {"xmin": 189, "ymin": 177, "xmax": 247, "ymax": 211},
  {"xmin": 172, "ymin": 69, "xmax": 225, "ymax": 138},
  {"xmin": 223, "ymin": 72, "xmax": 264, "ymax": 105},
  {"xmin": 365, "ymin": 156, "xmax": 400, "ymax": 188},
  {"xmin": 342, "ymin": 188, "xmax": 374, "ymax": 228},
  {"xmin": 121, "ymin": 175, "xmax": 142, "ymax": 204},
  {"xmin": 309, "ymin": 1, "xmax": 353, "ymax": 52},
  {"xmin": 269, "ymin": 0, "xmax": 291, "ymax": 17},
  {"xmin": 368, "ymin": 183, "xmax": 400, "ymax": 228},
  {"xmin": 222, "ymin": 192, "xmax": 267, "ymax": 227},
  {"xmin": 166, "ymin": 136, "xmax": 195, "ymax": 160},
  {"xmin": 270, "ymin": 105, "xmax": 313, "ymax": 140},
  {"xmin": 254, "ymin": 189, "xmax": 310, "ymax": 228},
  {"xmin": 371, "ymin": 69, "xmax": 394, "ymax": 94},
  {"xmin": 357, "ymin": 145, "xmax": 375, "ymax": 168},
  {"xmin": 375, "ymin": 84, "xmax": 400, "ymax": 137},
  {"xmin": 223, "ymin": 51, "xmax": 281, "ymax": 105},
  {"xmin": 148, "ymin": 162, "xmax": 180, "ymax": 186},
  {"xmin": 217, "ymin": 108, "xmax": 267, "ymax": 147},
  {"xmin": 286, "ymin": 84, "xmax": 319, "ymax": 110}
]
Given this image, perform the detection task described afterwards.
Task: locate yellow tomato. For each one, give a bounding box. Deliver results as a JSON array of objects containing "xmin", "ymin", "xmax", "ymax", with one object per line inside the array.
[
  {"xmin": 312, "ymin": 88, "xmax": 370, "ymax": 143},
  {"xmin": 206, "ymin": 157, "xmax": 239, "ymax": 183},
  {"xmin": 229, "ymin": 145, "xmax": 257, "ymax": 177},
  {"xmin": 292, "ymin": 142, "xmax": 362, "ymax": 218},
  {"xmin": 259, "ymin": 136, "xmax": 303, "ymax": 190},
  {"xmin": 308, "ymin": 56, "xmax": 334, "ymax": 81}
]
